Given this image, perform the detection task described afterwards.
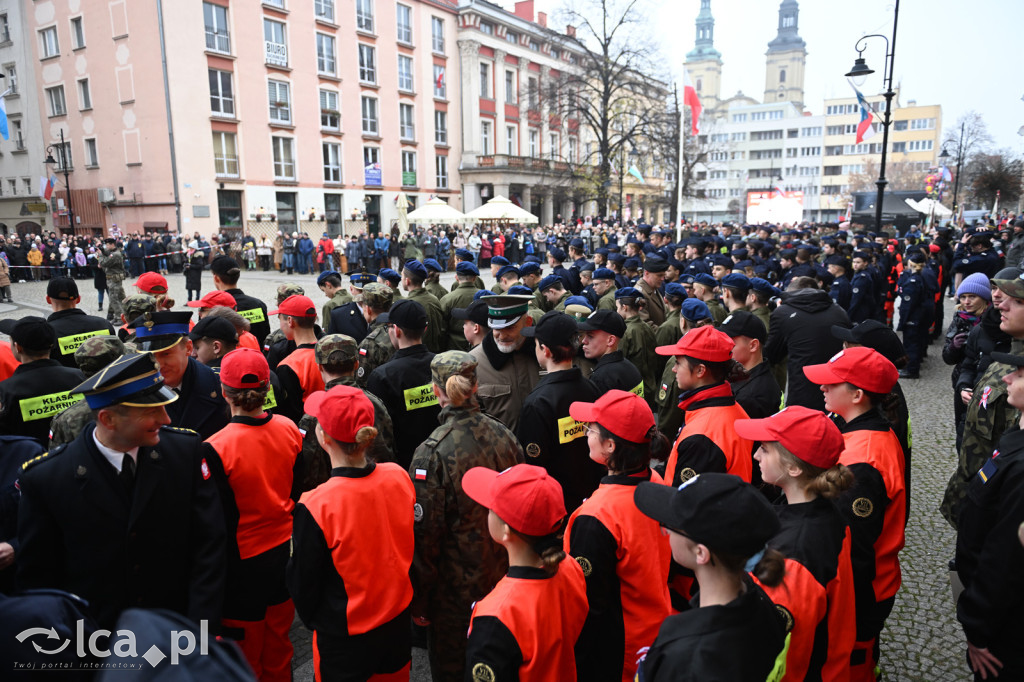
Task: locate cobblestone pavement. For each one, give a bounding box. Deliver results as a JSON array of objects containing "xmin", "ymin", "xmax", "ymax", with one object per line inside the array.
[{"xmin": 0, "ymin": 273, "xmax": 972, "ymax": 681}]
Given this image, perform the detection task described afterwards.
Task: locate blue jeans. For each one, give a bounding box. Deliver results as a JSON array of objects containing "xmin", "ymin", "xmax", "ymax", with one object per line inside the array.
[{"xmin": 283, "ymin": 253, "xmax": 294, "ymax": 271}]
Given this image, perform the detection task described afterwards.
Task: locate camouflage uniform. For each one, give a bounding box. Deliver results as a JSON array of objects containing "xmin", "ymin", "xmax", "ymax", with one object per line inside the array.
[
  {"xmin": 620, "ymin": 314, "xmax": 658, "ymax": 409},
  {"xmin": 295, "ymin": 335, "xmax": 395, "ymax": 493},
  {"xmin": 49, "ymin": 336, "xmax": 128, "ymax": 447},
  {"xmin": 98, "ymin": 244, "xmax": 127, "ymax": 325},
  {"xmin": 408, "ymin": 351, "xmax": 524, "ymax": 681},
  {"xmin": 356, "ymin": 283, "xmax": 395, "ymax": 387},
  {"xmin": 320, "ymin": 289, "xmax": 352, "ymax": 327},
  {"xmin": 407, "ymin": 286, "xmax": 447, "ymax": 354},
  {"xmin": 262, "ymin": 283, "xmax": 306, "ymax": 352},
  {"xmin": 117, "ymin": 294, "xmax": 158, "ymax": 348},
  {"xmin": 941, "ymin": 354, "xmax": 1021, "ymax": 528}
]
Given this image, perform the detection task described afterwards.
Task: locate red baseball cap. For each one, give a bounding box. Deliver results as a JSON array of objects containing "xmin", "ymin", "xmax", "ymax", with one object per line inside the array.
[
  {"xmin": 462, "ymin": 464, "xmax": 566, "ymax": 537},
  {"xmin": 135, "ymin": 272, "xmax": 168, "ymax": 294},
  {"xmin": 269, "ymin": 294, "xmax": 317, "ymax": 318},
  {"xmin": 734, "ymin": 405, "xmax": 845, "ymax": 469},
  {"xmin": 305, "ymin": 385, "xmax": 374, "ymax": 442},
  {"xmin": 655, "ymin": 324, "xmax": 734, "ymax": 362},
  {"xmin": 569, "ymin": 390, "xmax": 654, "ymax": 444},
  {"xmin": 186, "ymin": 290, "xmax": 237, "ymax": 309},
  {"xmin": 802, "ymin": 346, "xmax": 898, "ymax": 394},
  {"xmin": 219, "ymin": 348, "xmax": 269, "ymax": 390}
]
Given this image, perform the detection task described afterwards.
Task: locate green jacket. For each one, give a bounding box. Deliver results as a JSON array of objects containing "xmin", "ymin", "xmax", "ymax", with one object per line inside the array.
[
  {"xmin": 408, "ymin": 287, "xmax": 448, "ymax": 354},
  {"xmin": 321, "ymin": 290, "xmax": 353, "ymax": 327},
  {"xmin": 440, "ymin": 283, "xmax": 479, "ymax": 351},
  {"xmin": 620, "ymin": 315, "xmax": 658, "ymax": 409}
]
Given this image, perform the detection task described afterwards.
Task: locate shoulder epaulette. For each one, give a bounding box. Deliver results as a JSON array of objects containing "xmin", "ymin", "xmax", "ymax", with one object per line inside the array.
[
  {"xmin": 21, "ymin": 443, "xmax": 67, "ymax": 472},
  {"xmin": 163, "ymin": 426, "xmax": 199, "ymax": 436}
]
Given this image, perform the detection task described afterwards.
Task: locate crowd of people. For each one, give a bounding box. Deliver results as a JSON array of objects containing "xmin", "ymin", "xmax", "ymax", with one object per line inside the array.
[{"xmin": 1, "ymin": 210, "xmax": 1023, "ymax": 681}]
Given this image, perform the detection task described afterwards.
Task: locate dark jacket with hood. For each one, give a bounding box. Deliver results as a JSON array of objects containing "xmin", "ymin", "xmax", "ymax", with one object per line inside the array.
[{"xmin": 956, "ymin": 304, "xmax": 1012, "ymax": 392}]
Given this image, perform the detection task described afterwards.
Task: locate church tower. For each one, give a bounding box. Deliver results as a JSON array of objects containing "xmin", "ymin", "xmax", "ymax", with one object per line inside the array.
[
  {"xmin": 685, "ymin": 0, "xmax": 723, "ymax": 115},
  {"xmin": 764, "ymin": 0, "xmax": 807, "ymax": 109}
]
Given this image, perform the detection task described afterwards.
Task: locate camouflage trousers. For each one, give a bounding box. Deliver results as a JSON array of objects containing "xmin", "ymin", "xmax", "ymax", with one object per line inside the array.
[{"xmin": 106, "ymin": 278, "xmax": 125, "ymax": 324}]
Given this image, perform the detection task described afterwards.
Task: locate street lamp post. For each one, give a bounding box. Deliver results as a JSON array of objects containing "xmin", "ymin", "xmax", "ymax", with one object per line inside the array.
[
  {"xmin": 845, "ymin": 0, "xmax": 900, "ymax": 234},
  {"xmin": 618, "ymin": 145, "xmax": 639, "ymax": 223},
  {"xmin": 949, "ymin": 122, "xmax": 965, "ymax": 222},
  {"xmin": 44, "ymin": 128, "xmax": 74, "ymax": 233}
]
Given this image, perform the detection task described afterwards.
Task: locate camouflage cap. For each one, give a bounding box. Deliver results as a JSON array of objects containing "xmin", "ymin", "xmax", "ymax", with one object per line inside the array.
[
  {"xmin": 276, "ymin": 283, "xmax": 305, "ymax": 305},
  {"xmin": 431, "ymin": 350, "xmax": 477, "ymax": 387},
  {"xmin": 121, "ymin": 294, "xmax": 158, "ymax": 322},
  {"xmin": 315, "ymin": 334, "xmax": 358, "ymax": 365},
  {"xmin": 993, "ymin": 272, "xmax": 1024, "ymax": 300},
  {"xmin": 75, "ymin": 335, "xmax": 128, "ymax": 377},
  {"xmin": 361, "ymin": 282, "xmax": 394, "ymax": 311}
]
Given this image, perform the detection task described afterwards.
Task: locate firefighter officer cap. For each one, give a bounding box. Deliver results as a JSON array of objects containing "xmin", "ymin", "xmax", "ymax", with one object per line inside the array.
[{"xmin": 73, "ymin": 352, "xmax": 178, "ymax": 410}]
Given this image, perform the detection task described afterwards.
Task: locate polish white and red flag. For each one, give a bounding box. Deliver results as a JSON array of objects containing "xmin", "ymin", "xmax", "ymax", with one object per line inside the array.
[
  {"xmin": 849, "ymin": 80, "xmax": 877, "ymax": 145},
  {"xmin": 682, "ymin": 67, "xmax": 702, "ymax": 137}
]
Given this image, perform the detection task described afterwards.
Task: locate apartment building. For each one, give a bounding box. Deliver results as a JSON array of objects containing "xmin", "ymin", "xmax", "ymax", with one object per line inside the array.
[{"xmin": 21, "ymin": 0, "xmax": 461, "ymax": 238}]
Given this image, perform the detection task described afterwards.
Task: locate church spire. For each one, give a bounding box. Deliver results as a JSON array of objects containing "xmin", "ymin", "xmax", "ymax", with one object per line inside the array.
[
  {"xmin": 686, "ymin": 0, "xmax": 721, "ymax": 62},
  {"xmin": 767, "ymin": 0, "xmax": 806, "ymax": 54}
]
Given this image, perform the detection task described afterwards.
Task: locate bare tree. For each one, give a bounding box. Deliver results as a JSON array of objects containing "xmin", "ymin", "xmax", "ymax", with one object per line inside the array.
[
  {"xmin": 556, "ymin": 0, "xmax": 667, "ymax": 217},
  {"xmin": 966, "ymin": 151, "xmax": 1022, "ymax": 209},
  {"xmin": 942, "ymin": 111, "xmax": 994, "ymax": 166},
  {"xmin": 847, "ymin": 159, "xmax": 929, "ymax": 193}
]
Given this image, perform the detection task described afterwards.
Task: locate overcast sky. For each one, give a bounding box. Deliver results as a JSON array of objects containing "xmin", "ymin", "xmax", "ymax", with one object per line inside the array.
[{"xmin": 506, "ymin": 0, "xmax": 1024, "ymax": 155}]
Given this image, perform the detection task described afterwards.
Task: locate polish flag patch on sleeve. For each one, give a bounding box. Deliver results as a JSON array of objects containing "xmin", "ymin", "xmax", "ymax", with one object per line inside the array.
[
  {"xmin": 359, "ymin": 348, "xmax": 368, "ymax": 356},
  {"xmin": 201, "ymin": 458, "xmax": 211, "ymax": 480},
  {"xmin": 415, "ymin": 468, "xmax": 427, "ymax": 480}
]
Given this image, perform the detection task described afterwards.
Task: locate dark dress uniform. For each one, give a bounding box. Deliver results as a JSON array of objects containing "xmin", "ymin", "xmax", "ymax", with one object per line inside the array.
[
  {"xmin": 366, "ymin": 344, "xmax": 439, "ymax": 469},
  {"xmin": 46, "ymin": 309, "xmax": 115, "ymax": 368},
  {"xmin": 731, "ymin": 360, "xmax": 783, "ymax": 420},
  {"xmin": 224, "ymin": 288, "xmax": 271, "ymax": 348},
  {"xmin": 896, "ymin": 269, "xmax": 931, "ymax": 377},
  {"xmin": 516, "ymin": 367, "xmax": 601, "ymax": 511},
  {"xmin": 0, "ymin": 359, "xmax": 85, "ymax": 446},
  {"xmin": 17, "ymin": 422, "xmax": 227, "ymax": 629},
  {"xmin": 165, "ymin": 357, "xmax": 231, "ymax": 440},
  {"xmin": 328, "ymin": 301, "xmax": 369, "ymax": 342},
  {"xmin": 849, "ymin": 271, "xmax": 877, "ymax": 323},
  {"xmin": 829, "ymin": 275, "xmax": 853, "ymax": 311},
  {"xmin": 588, "ymin": 350, "xmax": 644, "ymax": 396}
]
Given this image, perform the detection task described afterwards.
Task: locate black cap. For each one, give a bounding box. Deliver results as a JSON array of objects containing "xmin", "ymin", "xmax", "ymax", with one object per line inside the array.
[
  {"xmin": 47, "ymin": 277, "xmax": 79, "ymax": 301},
  {"xmin": 576, "ymin": 309, "xmax": 626, "ymax": 337},
  {"xmin": 633, "ymin": 473, "xmax": 779, "ymax": 557},
  {"xmin": 830, "ymin": 320, "xmax": 907, "ymax": 366},
  {"xmin": 73, "ymin": 352, "xmax": 177, "ymax": 410},
  {"xmin": 521, "ymin": 310, "xmax": 579, "ymax": 347},
  {"xmin": 210, "ymin": 255, "xmax": 241, "ymax": 276},
  {"xmin": 0, "ymin": 316, "xmax": 56, "ymax": 352},
  {"xmin": 719, "ymin": 310, "xmax": 767, "ymax": 343},
  {"xmin": 129, "ymin": 311, "xmax": 194, "ymax": 352},
  {"xmin": 188, "ymin": 316, "xmax": 238, "ymax": 343},
  {"xmin": 377, "ymin": 299, "xmax": 427, "ymax": 331},
  {"xmin": 643, "ymin": 257, "xmax": 668, "ymax": 273},
  {"xmin": 452, "ymin": 299, "xmax": 490, "ymax": 326}
]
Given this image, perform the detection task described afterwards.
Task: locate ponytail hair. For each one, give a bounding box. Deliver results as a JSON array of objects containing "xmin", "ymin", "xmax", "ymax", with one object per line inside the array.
[
  {"xmin": 336, "ymin": 425, "xmax": 379, "ymax": 457},
  {"xmin": 443, "ymin": 374, "xmax": 477, "ymax": 408},
  {"xmin": 713, "ymin": 546, "xmax": 786, "ymax": 588},
  {"xmin": 777, "ymin": 444, "xmax": 855, "ymax": 500},
  {"xmin": 511, "ymin": 517, "xmax": 568, "ymax": 576}
]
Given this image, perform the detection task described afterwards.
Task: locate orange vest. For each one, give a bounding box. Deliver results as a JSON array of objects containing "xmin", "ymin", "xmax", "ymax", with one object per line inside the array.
[
  {"xmin": 237, "ymin": 331, "xmax": 260, "ymax": 351},
  {"xmin": 467, "ymin": 559, "xmax": 588, "ymax": 682},
  {"xmin": 279, "ymin": 347, "xmax": 325, "ymax": 401},
  {"xmin": 299, "ymin": 463, "xmax": 415, "ymax": 635},
  {"xmin": 666, "ymin": 383, "xmax": 753, "ymax": 486},
  {"xmin": 840, "ymin": 427, "xmax": 906, "ymax": 602},
  {"xmin": 206, "ymin": 415, "xmax": 302, "ymax": 559}
]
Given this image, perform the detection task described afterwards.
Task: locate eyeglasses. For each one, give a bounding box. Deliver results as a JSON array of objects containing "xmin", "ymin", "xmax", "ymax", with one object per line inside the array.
[{"xmin": 585, "ymin": 425, "xmax": 602, "ymax": 437}]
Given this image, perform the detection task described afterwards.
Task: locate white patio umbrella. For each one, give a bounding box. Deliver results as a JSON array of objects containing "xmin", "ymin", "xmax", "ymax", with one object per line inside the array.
[
  {"xmin": 405, "ymin": 197, "xmax": 468, "ymax": 224},
  {"xmin": 464, "ymin": 195, "xmax": 539, "ymax": 224},
  {"xmin": 396, "ymin": 192, "xmax": 410, "ymax": 234},
  {"xmin": 905, "ymin": 197, "xmax": 952, "ymax": 218}
]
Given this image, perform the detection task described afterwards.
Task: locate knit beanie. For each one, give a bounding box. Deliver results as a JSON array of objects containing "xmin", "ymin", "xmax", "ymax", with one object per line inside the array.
[{"xmin": 956, "ymin": 272, "xmax": 992, "ymax": 302}]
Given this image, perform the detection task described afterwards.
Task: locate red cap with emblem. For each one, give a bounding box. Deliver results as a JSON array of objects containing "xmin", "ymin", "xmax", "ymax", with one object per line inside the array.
[
  {"xmin": 569, "ymin": 390, "xmax": 655, "ymax": 444},
  {"xmin": 186, "ymin": 289, "xmax": 237, "ymax": 309},
  {"xmin": 802, "ymin": 346, "xmax": 898, "ymax": 395},
  {"xmin": 734, "ymin": 405, "xmax": 845, "ymax": 469},
  {"xmin": 654, "ymin": 324, "xmax": 734, "ymax": 362},
  {"xmin": 135, "ymin": 272, "xmax": 168, "ymax": 294},
  {"xmin": 462, "ymin": 464, "xmax": 566, "ymax": 537},
  {"xmin": 304, "ymin": 385, "xmax": 374, "ymax": 443},
  {"xmin": 269, "ymin": 294, "xmax": 317, "ymax": 318},
  {"xmin": 219, "ymin": 347, "xmax": 270, "ymax": 390}
]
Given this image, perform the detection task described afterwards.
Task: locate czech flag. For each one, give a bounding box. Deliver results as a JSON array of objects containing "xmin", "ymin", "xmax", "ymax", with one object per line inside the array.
[
  {"xmin": 849, "ymin": 81, "xmax": 877, "ymax": 145},
  {"xmin": 682, "ymin": 67, "xmax": 702, "ymax": 136}
]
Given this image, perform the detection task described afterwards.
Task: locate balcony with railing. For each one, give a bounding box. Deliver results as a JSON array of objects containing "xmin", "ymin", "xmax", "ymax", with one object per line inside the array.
[{"xmin": 472, "ymin": 154, "xmax": 576, "ymax": 173}]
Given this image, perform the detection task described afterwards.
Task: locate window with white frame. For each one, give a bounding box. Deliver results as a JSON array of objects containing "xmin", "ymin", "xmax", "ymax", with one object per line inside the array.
[
  {"xmin": 264, "ymin": 0, "xmax": 285, "ymax": 7},
  {"xmin": 209, "ymin": 69, "xmax": 234, "ymax": 116},
  {"xmin": 315, "ymin": 0, "xmax": 335, "ymax": 23},
  {"xmin": 358, "ymin": 44, "xmax": 376, "ymax": 83},
  {"xmin": 0, "ymin": 14, "xmax": 9, "ymax": 43},
  {"xmin": 399, "ymin": 103, "xmax": 415, "ymax": 140},
  {"xmin": 434, "ymin": 110, "xmax": 447, "ymax": 144},
  {"xmin": 320, "ymin": 89, "xmax": 340, "ymax": 130},
  {"xmin": 84, "ymin": 138, "xmax": 98, "ymax": 167},
  {"xmin": 77, "ymin": 78, "xmax": 91, "ymax": 110},
  {"xmin": 435, "ymin": 155, "xmax": 448, "ymax": 188},
  {"xmin": 505, "ymin": 125, "xmax": 516, "ymax": 155},
  {"xmin": 363, "ymin": 146, "xmax": 380, "ymax": 182},
  {"xmin": 46, "ymin": 85, "xmax": 66, "ymax": 116},
  {"xmin": 528, "ymin": 129, "xmax": 538, "ymax": 157},
  {"xmin": 548, "ymin": 133, "xmax": 558, "ymax": 160},
  {"xmin": 263, "ymin": 19, "xmax": 287, "ymax": 66},
  {"xmin": 908, "ymin": 139, "xmax": 933, "ymax": 152},
  {"xmin": 11, "ymin": 119, "xmax": 23, "ymax": 149},
  {"xmin": 204, "ymin": 3, "xmax": 230, "ymax": 53},
  {"xmin": 401, "ymin": 150, "xmax": 416, "ymax": 185},
  {"xmin": 267, "ymin": 80, "xmax": 291, "ymax": 123},
  {"xmin": 398, "ymin": 55, "xmax": 413, "ymax": 92},
  {"xmin": 356, "ymin": 0, "xmax": 374, "ymax": 32},
  {"xmin": 527, "ymin": 76, "xmax": 538, "ymax": 107},
  {"xmin": 272, "ymin": 136, "xmax": 295, "ymax": 180},
  {"xmin": 213, "ymin": 132, "xmax": 239, "ymax": 177},
  {"xmin": 568, "ymin": 137, "xmax": 577, "ymax": 164},
  {"xmin": 479, "ymin": 62, "xmax": 490, "ymax": 98},
  {"xmin": 506, "ymin": 31, "xmax": 518, "ymax": 44},
  {"xmin": 433, "ymin": 65, "xmax": 445, "ymax": 98},
  {"xmin": 316, "ymin": 33, "xmax": 336, "ymax": 75},
  {"xmin": 5, "ymin": 64, "xmax": 16, "ymax": 94},
  {"xmin": 505, "ymin": 70, "xmax": 516, "ymax": 103},
  {"xmin": 396, "ymin": 5, "xmax": 412, "ymax": 44},
  {"xmin": 431, "ymin": 17, "xmax": 444, "ymax": 53},
  {"xmin": 70, "ymin": 16, "xmax": 85, "ymax": 49},
  {"xmin": 361, "ymin": 96, "xmax": 378, "ymax": 134},
  {"xmin": 480, "ymin": 22, "xmax": 494, "ymax": 35},
  {"xmin": 39, "ymin": 27, "xmax": 59, "ymax": 58},
  {"xmin": 481, "ymin": 121, "xmax": 492, "ymax": 154},
  {"xmin": 323, "ymin": 142, "xmax": 341, "ymax": 182}
]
